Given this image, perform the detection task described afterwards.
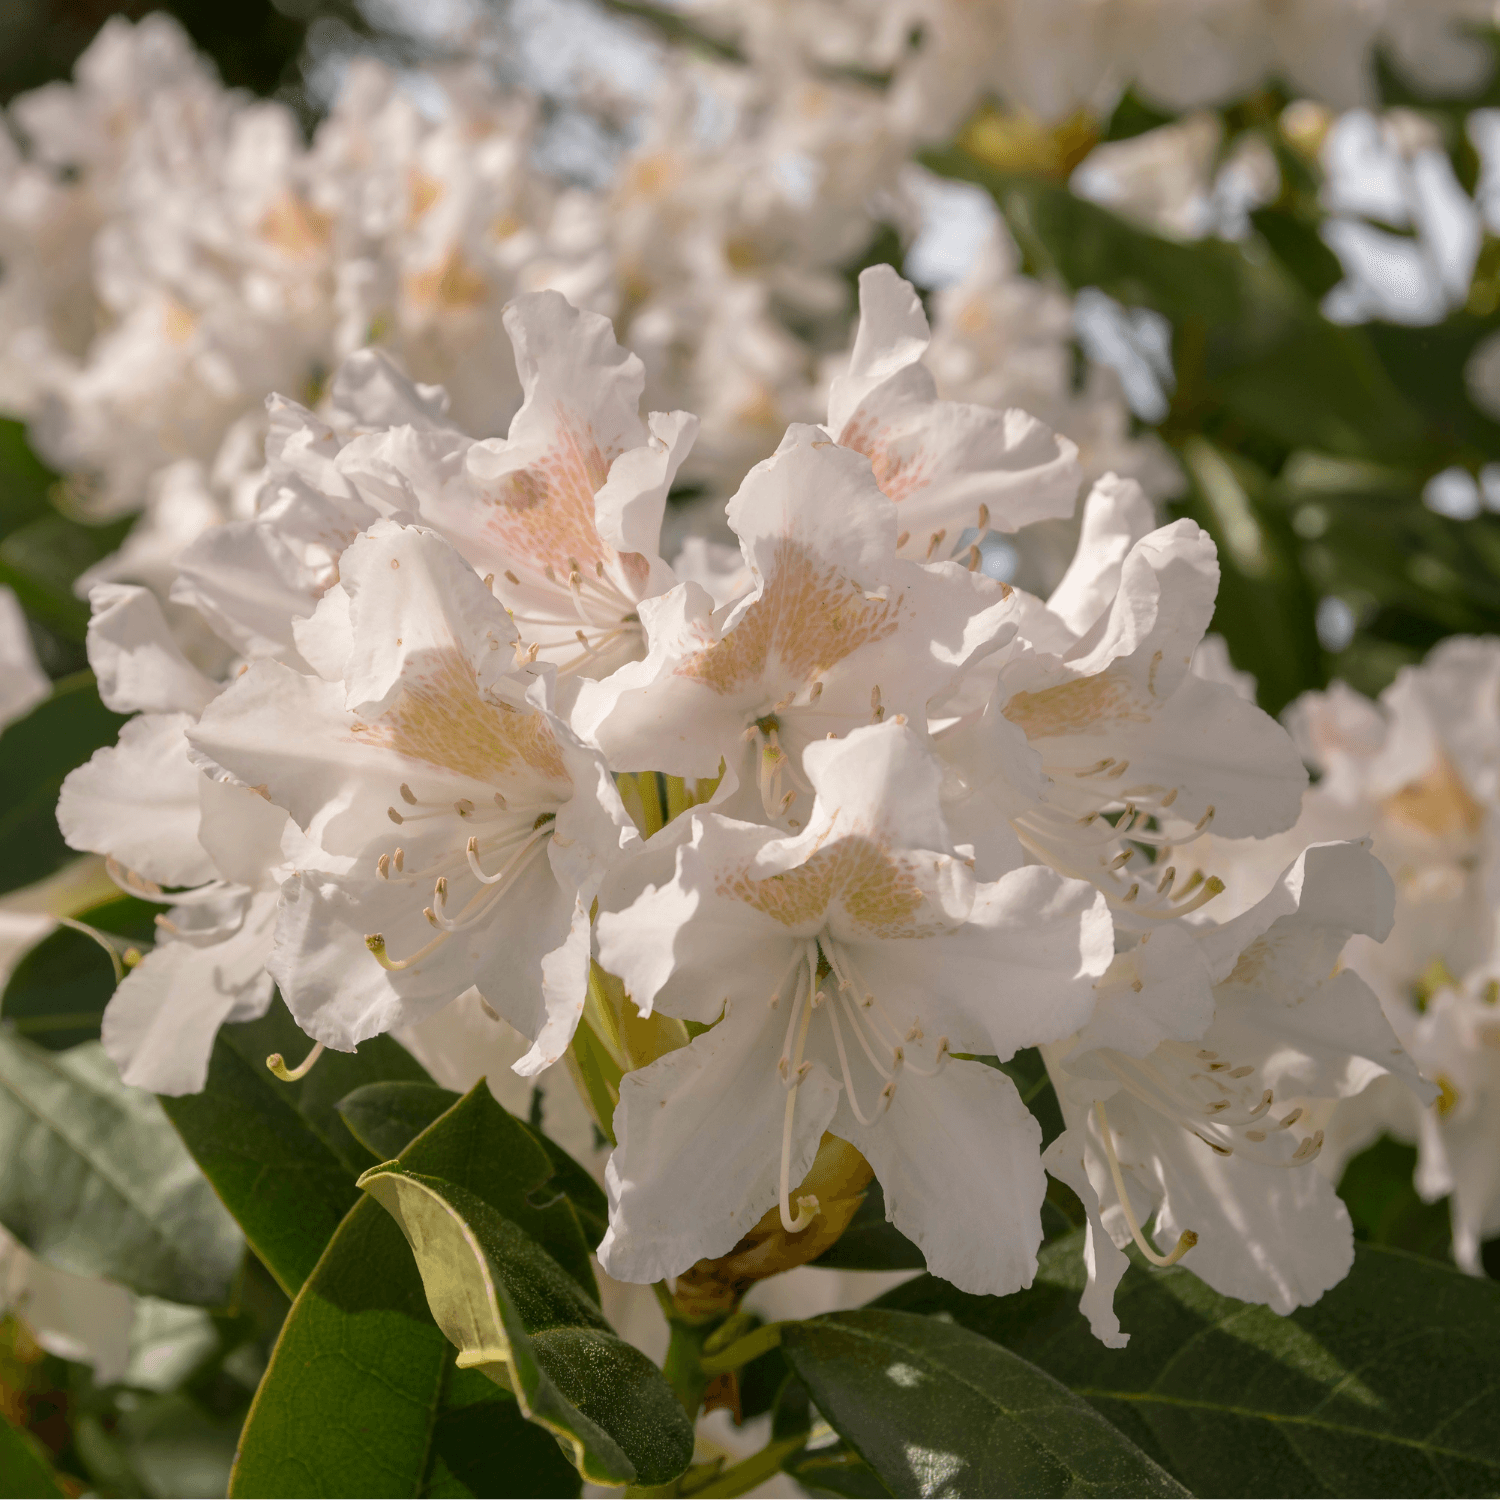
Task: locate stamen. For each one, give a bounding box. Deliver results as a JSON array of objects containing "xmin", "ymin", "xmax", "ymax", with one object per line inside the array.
[
  {"xmin": 976, "ymin": 503, "xmax": 989, "ymax": 530},
  {"xmin": 400, "ymin": 783, "xmax": 418, "ymax": 805},
  {"xmin": 394, "ymin": 847, "xmax": 405, "ymax": 872},
  {"xmin": 896, "ymin": 530, "xmax": 910, "ymax": 550},
  {"xmin": 504, "ymin": 569, "xmax": 520, "ymax": 585},
  {"xmin": 388, "ymin": 807, "xmax": 404, "ymax": 825},
  {"xmin": 267, "ymin": 1041, "xmax": 325, "ymax": 1082},
  {"xmin": 1095, "ymin": 1101, "xmax": 1198, "ymax": 1268},
  {"xmin": 778, "ymin": 977, "xmax": 820, "ymax": 1233},
  {"xmin": 964, "ymin": 544, "xmax": 981, "ymax": 571},
  {"xmin": 454, "ymin": 799, "xmax": 475, "ymax": 817},
  {"xmin": 925, "ymin": 529, "xmax": 946, "ymax": 560},
  {"xmin": 377, "ymin": 853, "xmax": 390, "ymax": 879},
  {"xmin": 1156, "ymin": 866, "xmax": 1176, "ymax": 895},
  {"xmin": 828, "ymin": 999, "xmax": 882, "ymax": 1125},
  {"xmin": 365, "ymin": 930, "xmax": 448, "ymax": 971}
]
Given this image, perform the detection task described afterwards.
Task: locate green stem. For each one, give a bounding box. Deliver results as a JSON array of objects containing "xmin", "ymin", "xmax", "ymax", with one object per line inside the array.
[
  {"xmin": 688, "ymin": 1434, "xmax": 808, "ymax": 1498},
  {"xmin": 698, "ymin": 1321, "xmax": 784, "ymax": 1377}
]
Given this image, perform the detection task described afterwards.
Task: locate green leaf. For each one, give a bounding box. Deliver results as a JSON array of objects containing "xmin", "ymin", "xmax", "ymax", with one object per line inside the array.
[
  {"xmin": 160, "ymin": 1000, "xmax": 433, "ymax": 1296},
  {"xmin": 1, "ymin": 895, "xmax": 160, "ymax": 1050},
  {"xmin": 780, "ymin": 1308, "xmax": 1186, "ymax": 1498},
  {"xmin": 1338, "ymin": 1134, "xmax": 1454, "ymax": 1262},
  {"xmin": 359, "ymin": 1165, "xmax": 693, "ymax": 1488},
  {"xmin": 0, "ymin": 419, "xmax": 59, "ymax": 539},
  {"xmin": 0, "ymin": 1410, "xmax": 65, "ymax": 1499},
  {"xmin": 878, "ymin": 1232, "xmax": 1500, "ymax": 1497},
  {"xmin": 338, "ymin": 1080, "xmax": 462, "ymax": 1160},
  {"xmin": 337, "ymin": 1079, "xmax": 609, "ymax": 1249},
  {"xmin": 0, "ymin": 1034, "xmax": 242, "ymax": 1305},
  {"xmin": 230, "ymin": 1084, "xmax": 600, "ymax": 1498},
  {"xmin": 0, "ymin": 673, "xmax": 126, "ymax": 897},
  {"xmin": 0, "ymin": 510, "xmax": 133, "ymax": 644}
]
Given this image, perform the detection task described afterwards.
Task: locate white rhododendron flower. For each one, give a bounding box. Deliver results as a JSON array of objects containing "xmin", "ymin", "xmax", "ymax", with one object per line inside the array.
[
  {"xmin": 189, "ymin": 521, "xmax": 633, "ymax": 1074},
  {"xmin": 55, "ymin": 584, "xmax": 297, "ymax": 1095},
  {"xmin": 826, "ymin": 265, "xmax": 1081, "ymax": 562},
  {"xmin": 0, "ymin": 586, "xmax": 48, "ymax": 733},
  {"xmin": 595, "ymin": 719, "xmax": 1111, "ymax": 1293},
  {"xmin": 1044, "ymin": 840, "xmax": 1434, "ymax": 1347},
  {"xmin": 938, "ymin": 478, "xmax": 1306, "ymax": 903},
  {"xmin": 340, "ymin": 291, "xmax": 698, "ymax": 682},
  {"xmin": 574, "ymin": 423, "xmax": 1026, "ymax": 824}
]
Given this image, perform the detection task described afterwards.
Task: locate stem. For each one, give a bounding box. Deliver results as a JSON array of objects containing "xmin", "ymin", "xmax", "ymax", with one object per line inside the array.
[
  {"xmin": 689, "ymin": 1434, "xmax": 809, "ymax": 1498},
  {"xmin": 698, "ymin": 1321, "xmax": 783, "ymax": 1377},
  {"xmin": 661, "ymin": 1316, "xmax": 715, "ymax": 1418}
]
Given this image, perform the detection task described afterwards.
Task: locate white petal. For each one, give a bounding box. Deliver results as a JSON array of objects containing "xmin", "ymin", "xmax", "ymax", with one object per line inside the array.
[
  {"xmin": 102, "ymin": 891, "xmax": 276, "ymax": 1096},
  {"xmin": 1045, "ymin": 474, "xmax": 1157, "ymax": 640},
  {"xmin": 834, "ymin": 1058, "xmax": 1044, "ymax": 1297},
  {"xmin": 597, "ymin": 1004, "xmax": 840, "ymax": 1283},
  {"xmin": 85, "ymin": 584, "xmax": 217, "ymax": 716},
  {"xmin": 846, "ymin": 865, "xmax": 1110, "ymax": 1058},
  {"xmin": 58, "ymin": 714, "xmax": 216, "ymax": 887},
  {"xmin": 593, "ymin": 409, "xmax": 699, "ymax": 596},
  {"xmin": 0, "ymin": 586, "xmax": 49, "ymax": 732},
  {"xmin": 1041, "ymin": 1127, "xmax": 1132, "ymax": 1348}
]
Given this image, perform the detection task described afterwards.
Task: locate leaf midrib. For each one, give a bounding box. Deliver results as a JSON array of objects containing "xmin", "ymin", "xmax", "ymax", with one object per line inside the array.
[{"xmin": 1077, "ymin": 1387, "xmax": 1500, "ymax": 1467}]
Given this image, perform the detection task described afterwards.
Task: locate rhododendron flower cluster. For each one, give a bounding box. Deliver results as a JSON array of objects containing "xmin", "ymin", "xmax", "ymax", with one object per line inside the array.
[{"xmin": 58, "ymin": 269, "xmax": 1432, "ymax": 1338}]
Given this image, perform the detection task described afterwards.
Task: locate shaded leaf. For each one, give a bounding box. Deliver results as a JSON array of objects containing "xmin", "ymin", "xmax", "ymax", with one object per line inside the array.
[
  {"xmin": 0, "ymin": 673, "xmax": 125, "ymax": 897},
  {"xmin": 1, "ymin": 896, "xmax": 159, "ymax": 1051},
  {"xmin": 878, "ymin": 1232, "xmax": 1500, "ymax": 1497},
  {"xmin": 0, "ymin": 1035, "xmax": 242, "ymax": 1305},
  {"xmin": 812, "ymin": 1179, "xmax": 924, "ymax": 1272},
  {"xmin": 781, "ymin": 1308, "xmax": 1186, "ymax": 1498},
  {"xmin": 0, "ymin": 1409, "xmax": 65, "ymax": 1499},
  {"xmin": 160, "ymin": 1000, "xmax": 431, "ymax": 1296},
  {"xmin": 230, "ymin": 1084, "xmax": 592, "ymax": 1498},
  {"xmin": 360, "ymin": 1164, "xmax": 693, "ymax": 1488},
  {"xmin": 338, "ymin": 1079, "xmax": 460, "ymax": 1161},
  {"xmin": 337, "ymin": 1079, "xmax": 609, "ymax": 1249}
]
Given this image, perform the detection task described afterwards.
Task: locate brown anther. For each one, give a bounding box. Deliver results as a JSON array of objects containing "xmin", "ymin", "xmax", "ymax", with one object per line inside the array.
[
  {"xmin": 896, "ymin": 529, "xmax": 910, "ymax": 550},
  {"xmin": 387, "ymin": 807, "xmax": 404, "ymax": 825},
  {"xmin": 976, "ymin": 503, "xmax": 990, "ymax": 530},
  {"xmin": 377, "ymin": 853, "xmax": 390, "ymax": 879},
  {"xmin": 454, "ymin": 799, "xmax": 474, "ymax": 817},
  {"xmin": 393, "ymin": 848, "xmax": 405, "ymax": 872},
  {"xmin": 964, "ymin": 543, "xmax": 981, "ymax": 571},
  {"xmin": 424, "ymin": 907, "xmax": 440, "ymax": 928},
  {"xmin": 482, "ymin": 573, "xmax": 494, "ymax": 589},
  {"xmin": 400, "ymin": 783, "xmax": 418, "ymax": 805},
  {"xmin": 925, "ymin": 529, "xmax": 947, "ymax": 560},
  {"xmin": 504, "ymin": 569, "xmax": 520, "ymax": 585}
]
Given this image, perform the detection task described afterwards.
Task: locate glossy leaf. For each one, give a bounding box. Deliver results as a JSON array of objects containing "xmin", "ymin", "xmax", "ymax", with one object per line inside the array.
[
  {"xmin": 0, "ymin": 673, "xmax": 126, "ymax": 897},
  {"xmin": 780, "ymin": 1308, "xmax": 1186, "ymax": 1498},
  {"xmin": 1, "ymin": 895, "xmax": 159, "ymax": 1051},
  {"xmin": 338, "ymin": 1079, "xmax": 461, "ymax": 1161},
  {"xmin": 230, "ymin": 1084, "xmax": 605, "ymax": 1497},
  {"xmin": 160, "ymin": 1001, "xmax": 432, "ymax": 1296},
  {"xmin": 0, "ymin": 1034, "xmax": 242, "ymax": 1305},
  {"xmin": 360, "ymin": 1165, "xmax": 693, "ymax": 1488},
  {"xmin": 338, "ymin": 1078, "xmax": 609, "ymax": 1248},
  {"xmin": 878, "ymin": 1232, "xmax": 1500, "ymax": 1497}
]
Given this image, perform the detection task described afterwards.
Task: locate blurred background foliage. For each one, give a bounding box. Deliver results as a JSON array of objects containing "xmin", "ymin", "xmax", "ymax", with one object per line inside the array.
[{"xmin": 4, "ymin": 1, "xmax": 1500, "ymax": 1490}]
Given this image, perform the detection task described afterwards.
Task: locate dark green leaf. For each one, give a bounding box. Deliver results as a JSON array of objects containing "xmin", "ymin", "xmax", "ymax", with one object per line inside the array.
[
  {"xmin": 0, "ymin": 511, "xmax": 134, "ymax": 643},
  {"xmin": 230, "ymin": 1084, "xmax": 593, "ymax": 1498},
  {"xmin": 1, "ymin": 895, "xmax": 159, "ymax": 1050},
  {"xmin": 337, "ymin": 1079, "xmax": 609, "ymax": 1249},
  {"xmin": 1338, "ymin": 1134, "xmax": 1453, "ymax": 1262},
  {"xmin": 338, "ymin": 1080, "xmax": 461, "ymax": 1160},
  {"xmin": 0, "ymin": 419, "xmax": 58, "ymax": 539},
  {"xmin": 781, "ymin": 1308, "xmax": 1186, "ymax": 1498},
  {"xmin": 0, "ymin": 1034, "xmax": 242, "ymax": 1305},
  {"xmin": 0, "ymin": 1409, "xmax": 65, "ymax": 1498},
  {"xmin": 160, "ymin": 1000, "xmax": 432, "ymax": 1296},
  {"xmin": 360, "ymin": 1165, "xmax": 692, "ymax": 1488},
  {"xmin": 878, "ymin": 1232, "xmax": 1500, "ymax": 1497},
  {"xmin": 0, "ymin": 673, "xmax": 126, "ymax": 896}
]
